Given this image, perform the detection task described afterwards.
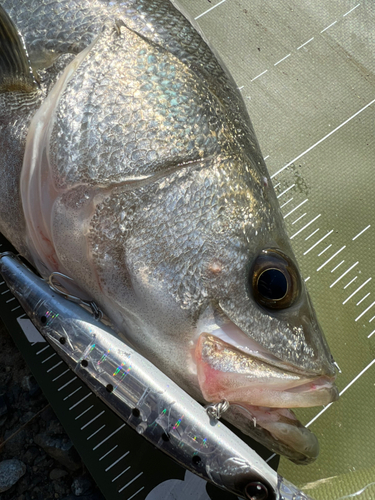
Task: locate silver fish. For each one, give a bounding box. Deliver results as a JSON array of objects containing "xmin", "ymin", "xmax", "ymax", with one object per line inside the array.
[
  {"xmin": 0, "ymin": 0, "xmax": 338, "ymax": 463},
  {"xmin": 0, "ymin": 251, "xmax": 313, "ymax": 500}
]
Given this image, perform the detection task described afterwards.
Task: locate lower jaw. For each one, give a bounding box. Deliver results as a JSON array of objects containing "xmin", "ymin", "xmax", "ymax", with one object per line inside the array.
[{"xmin": 222, "ymin": 403, "xmax": 320, "ymax": 465}]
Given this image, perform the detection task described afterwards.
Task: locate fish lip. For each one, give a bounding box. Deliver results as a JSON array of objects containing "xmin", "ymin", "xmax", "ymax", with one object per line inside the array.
[
  {"xmin": 195, "ymin": 332, "xmax": 338, "ymax": 409},
  {"xmin": 195, "ymin": 314, "xmax": 336, "ymax": 379}
]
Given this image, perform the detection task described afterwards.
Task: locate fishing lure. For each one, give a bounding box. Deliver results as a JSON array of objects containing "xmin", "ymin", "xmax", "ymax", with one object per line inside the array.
[{"xmin": 0, "ymin": 252, "xmax": 312, "ymax": 500}]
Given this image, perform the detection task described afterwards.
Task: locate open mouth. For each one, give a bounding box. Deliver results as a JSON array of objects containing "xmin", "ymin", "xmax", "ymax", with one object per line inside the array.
[{"xmin": 193, "ymin": 314, "xmax": 338, "ymax": 463}]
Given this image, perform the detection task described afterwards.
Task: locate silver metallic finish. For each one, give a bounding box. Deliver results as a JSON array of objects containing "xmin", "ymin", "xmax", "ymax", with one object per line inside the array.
[
  {"xmin": 205, "ymin": 400, "xmax": 230, "ymax": 420},
  {"xmin": 0, "ymin": 252, "xmax": 313, "ymax": 500},
  {"xmin": 0, "ymin": 0, "xmax": 337, "ymax": 462}
]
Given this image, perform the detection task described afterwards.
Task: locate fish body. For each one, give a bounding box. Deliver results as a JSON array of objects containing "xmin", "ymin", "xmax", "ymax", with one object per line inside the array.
[
  {"xmin": 0, "ymin": 251, "xmax": 313, "ymax": 500},
  {"xmin": 0, "ymin": 0, "xmax": 338, "ymax": 463}
]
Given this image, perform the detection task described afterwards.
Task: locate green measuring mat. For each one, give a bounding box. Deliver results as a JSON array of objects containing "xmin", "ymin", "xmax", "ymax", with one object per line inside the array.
[{"xmin": 176, "ymin": 1, "xmax": 375, "ymax": 499}]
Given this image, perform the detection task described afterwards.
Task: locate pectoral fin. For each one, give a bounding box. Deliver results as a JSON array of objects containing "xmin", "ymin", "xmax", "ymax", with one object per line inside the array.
[{"xmin": 0, "ymin": 5, "xmax": 38, "ymax": 93}]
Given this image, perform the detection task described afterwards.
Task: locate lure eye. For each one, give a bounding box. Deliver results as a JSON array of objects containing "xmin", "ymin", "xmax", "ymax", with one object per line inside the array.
[
  {"xmin": 245, "ymin": 481, "xmax": 269, "ymax": 500},
  {"xmin": 252, "ymin": 249, "xmax": 300, "ymax": 310}
]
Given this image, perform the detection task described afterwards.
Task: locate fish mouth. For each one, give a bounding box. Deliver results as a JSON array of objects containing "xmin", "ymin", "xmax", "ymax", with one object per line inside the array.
[{"xmin": 193, "ymin": 318, "xmax": 338, "ymax": 463}]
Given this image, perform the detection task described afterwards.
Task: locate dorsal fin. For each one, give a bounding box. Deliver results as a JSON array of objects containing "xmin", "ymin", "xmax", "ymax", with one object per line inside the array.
[{"xmin": 0, "ymin": 5, "xmax": 38, "ymax": 92}]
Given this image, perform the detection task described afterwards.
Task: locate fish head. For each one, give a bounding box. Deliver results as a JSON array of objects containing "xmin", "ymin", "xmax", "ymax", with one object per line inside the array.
[{"xmin": 83, "ymin": 155, "xmax": 337, "ymax": 464}]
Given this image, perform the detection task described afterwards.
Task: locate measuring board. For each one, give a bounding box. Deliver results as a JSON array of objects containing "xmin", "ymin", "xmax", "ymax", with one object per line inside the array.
[
  {"xmin": 0, "ymin": 232, "xmax": 279, "ymax": 500},
  {"xmin": 175, "ymin": 1, "xmax": 375, "ymax": 499}
]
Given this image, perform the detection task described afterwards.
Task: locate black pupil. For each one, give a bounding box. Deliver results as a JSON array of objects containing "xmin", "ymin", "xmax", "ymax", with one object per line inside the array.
[
  {"xmin": 245, "ymin": 482, "xmax": 268, "ymax": 500},
  {"xmin": 257, "ymin": 269, "xmax": 287, "ymax": 301}
]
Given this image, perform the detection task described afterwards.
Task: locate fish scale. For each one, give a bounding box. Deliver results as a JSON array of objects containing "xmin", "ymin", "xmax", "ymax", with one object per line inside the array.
[{"xmin": 0, "ymin": 0, "xmax": 337, "ymax": 465}]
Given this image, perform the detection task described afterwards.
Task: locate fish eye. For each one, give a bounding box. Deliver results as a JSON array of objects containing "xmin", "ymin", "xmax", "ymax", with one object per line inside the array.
[{"xmin": 251, "ymin": 249, "xmax": 300, "ymax": 310}]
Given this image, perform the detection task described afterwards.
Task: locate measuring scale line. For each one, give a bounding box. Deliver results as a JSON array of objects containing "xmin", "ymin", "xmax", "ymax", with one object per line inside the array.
[
  {"xmin": 331, "ymin": 260, "xmax": 345, "ymax": 273},
  {"xmin": 305, "ymin": 228, "xmax": 319, "ymax": 241},
  {"xmin": 271, "ymin": 98, "xmax": 375, "ymax": 178},
  {"xmin": 356, "ymin": 293, "xmax": 370, "ymax": 306},
  {"xmin": 87, "ymin": 424, "xmax": 106, "ymax": 441},
  {"xmin": 290, "ymin": 214, "xmax": 321, "ymax": 239},
  {"xmin": 194, "ymin": 0, "xmax": 227, "ymax": 20},
  {"xmin": 330, "ymin": 261, "xmax": 359, "ymax": 288},
  {"xmin": 355, "ymin": 301, "xmax": 375, "ymax": 322},
  {"xmin": 118, "ymin": 471, "xmax": 143, "ymax": 493},
  {"xmin": 112, "ymin": 466, "xmax": 131, "ymax": 482},
  {"xmin": 126, "ymin": 486, "xmax": 145, "ymax": 500},
  {"xmin": 99, "ymin": 445, "xmax": 118, "ymax": 461},
  {"xmin": 352, "ymin": 224, "xmax": 371, "ymax": 240},
  {"xmin": 317, "ymin": 246, "xmax": 346, "ymax": 271},
  {"xmin": 93, "ymin": 423, "xmax": 126, "ymax": 451},
  {"xmin": 344, "ymin": 276, "xmax": 358, "ymax": 289},
  {"xmin": 81, "ymin": 410, "xmax": 106, "ymax": 430},
  {"xmin": 343, "ymin": 278, "xmax": 372, "ymax": 304},
  {"xmin": 304, "ymin": 230, "xmax": 333, "ymax": 255},
  {"xmin": 105, "ymin": 451, "xmax": 130, "ymax": 472}
]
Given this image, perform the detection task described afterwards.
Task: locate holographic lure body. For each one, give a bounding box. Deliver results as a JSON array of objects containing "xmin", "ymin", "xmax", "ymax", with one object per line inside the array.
[{"xmin": 0, "ymin": 252, "xmax": 312, "ymax": 500}]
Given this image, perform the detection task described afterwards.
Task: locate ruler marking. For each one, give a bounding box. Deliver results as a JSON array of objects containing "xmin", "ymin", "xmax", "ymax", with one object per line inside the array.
[
  {"xmin": 343, "ymin": 4, "xmax": 360, "ymax": 17},
  {"xmin": 36, "ymin": 345, "xmax": 50, "ymax": 355},
  {"xmin": 112, "ymin": 466, "xmax": 131, "ymax": 482},
  {"xmin": 291, "ymin": 214, "xmax": 321, "ymax": 239},
  {"xmin": 271, "ymin": 99, "xmax": 375, "ymax": 178},
  {"xmin": 292, "ymin": 213, "xmax": 307, "ymax": 225},
  {"xmin": 274, "ymin": 53, "xmax": 291, "ymax": 66},
  {"xmin": 127, "ymin": 487, "xmax": 145, "ymax": 500},
  {"xmin": 41, "ymin": 353, "xmax": 56, "ymax": 364},
  {"xmin": 5, "ymin": 297, "xmax": 16, "ymax": 303},
  {"xmin": 99, "ymin": 445, "xmax": 118, "ymax": 461},
  {"xmin": 344, "ymin": 276, "xmax": 358, "ymax": 289},
  {"xmin": 321, "ymin": 20, "xmax": 337, "ymax": 33},
  {"xmin": 75, "ymin": 405, "xmax": 94, "ymax": 420},
  {"xmin": 93, "ymin": 424, "xmax": 126, "ymax": 450},
  {"xmin": 87, "ymin": 425, "xmax": 106, "ymax": 440},
  {"xmin": 331, "ymin": 260, "xmax": 345, "ymax": 273},
  {"xmin": 305, "ymin": 228, "xmax": 320, "ymax": 241},
  {"xmin": 343, "ymin": 278, "xmax": 372, "ymax": 304},
  {"xmin": 317, "ymin": 246, "xmax": 346, "ymax": 271},
  {"xmin": 297, "ymin": 37, "xmax": 314, "ymax": 50},
  {"xmin": 330, "ymin": 261, "xmax": 359, "ymax": 287},
  {"xmin": 353, "ymin": 224, "xmax": 371, "ymax": 240},
  {"xmin": 304, "ymin": 230, "xmax": 333, "ymax": 255},
  {"xmin": 81, "ymin": 410, "xmax": 105, "ymax": 430},
  {"xmin": 355, "ymin": 301, "xmax": 375, "ymax": 322},
  {"xmin": 69, "ymin": 392, "xmax": 92, "ymax": 410},
  {"xmin": 339, "ymin": 359, "xmax": 375, "ymax": 396},
  {"xmin": 47, "ymin": 360, "xmax": 63, "ymax": 373},
  {"xmin": 52, "ymin": 368, "xmax": 70, "ymax": 382},
  {"xmin": 251, "ymin": 69, "xmax": 268, "ymax": 82},
  {"xmin": 118, "ymin": 472, "xmax": 143, "ymax": 493},
  {"xmin": 280, "ymin": 197, "xmax": 293, "ymax": 208},
  {"xmin": 356, "ymin": 293, "xmax": 370, "ymax": 306},
  {"xmin": 11, "ymin": 305, "xmax": 21, "ymax": 312},
  {"xmin": 195, "ymin": 0, "xmax": 227, "ymax": 20},
  {"xmin": 63, "ymin": 386, "xmax": 82, "ymax": 400},
  {"xmin": 57, "ymin": 376, "xmax": 77, "ymax": 392},
  {"xmin": 318, "ymin": 244, "xmax": 332, "ymax": 256},
  {"xmin": 277, "ymin": 183, "xmax": 295, "ymax": 198},
  {"xmin": 105, "ymin": 451, "xmax": 130, "ymax": 472}
]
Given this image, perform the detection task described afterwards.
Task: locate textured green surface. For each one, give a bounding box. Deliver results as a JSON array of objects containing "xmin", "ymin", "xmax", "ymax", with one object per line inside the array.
[{"xmin": 178, "ymin": 1, "xmax": 375, "ymax": 498}]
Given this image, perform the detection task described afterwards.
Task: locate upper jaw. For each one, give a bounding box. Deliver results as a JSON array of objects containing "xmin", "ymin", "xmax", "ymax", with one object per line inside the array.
[
  {"xmin": 195, "ymin": 333, "xmax": 338, "ymax": 408},
  {"xmin": 193, "ymin": 311, "xmax": 338, "ymax": 409}
]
